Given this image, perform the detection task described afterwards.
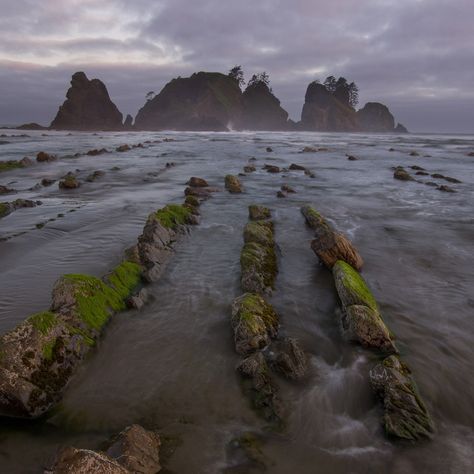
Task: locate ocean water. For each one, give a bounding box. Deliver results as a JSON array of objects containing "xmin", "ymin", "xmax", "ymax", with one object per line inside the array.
[{"xmin": 0, "ymin": 130, "xmax": 473, "ymax": 473}]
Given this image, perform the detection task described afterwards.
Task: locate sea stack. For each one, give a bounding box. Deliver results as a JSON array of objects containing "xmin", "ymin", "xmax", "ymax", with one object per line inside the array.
[
  {"xmin": 300, "ymin": 82, "xmax": 358, "ymax": 132},
  {"xmin": 239, "ymin": 81, "xmax": 290, "ymax": 130},
  {"xmin": 357, "ymin": 102, "xmax": 395, "ymax": 132},
  {"xmin": 134, "ymin": 72, "xmax": 243, "ymax": 131},
  {"xmin": 50, "ymin": 72, "xmax": 123, "ymax": 130}
]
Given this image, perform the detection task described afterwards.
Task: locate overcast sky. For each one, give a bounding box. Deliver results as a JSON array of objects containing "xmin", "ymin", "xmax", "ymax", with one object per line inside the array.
[{"xmin": 0, "ymin": 0, "xmax": 473, "ymax": 133}]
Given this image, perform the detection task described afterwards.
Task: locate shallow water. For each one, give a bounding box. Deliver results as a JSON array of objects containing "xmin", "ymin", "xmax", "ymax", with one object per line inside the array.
[{"xmin": 0, "ymin": 130, "xmax": 473, "ymax": 473}]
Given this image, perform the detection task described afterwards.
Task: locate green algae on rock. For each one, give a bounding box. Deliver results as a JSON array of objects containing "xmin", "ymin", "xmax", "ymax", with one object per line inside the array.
[
  {"xmin": 153, "ymin": 204, "xmax": 193, "ymax": 230},
  {"xmin": 332, "ymin": 260, "xmax": 396, "ymax": 353},
  {"xmin": 240, "ymin": 241, "xmax": 277, "ymax": 295},
  {"xmin": 231, "ymin": 293, "xmax": 279, "ymax": 355},
  {"xmin": 370, "ymin": 355, "xmax": 435, "ymax": 441},
  {"xmin": 0, "ymin": 160, "xmax": 23, "ymax": 173},
  {"xmin": 243, "ymin": 220, "xmax": 274, "ymax": 247}
]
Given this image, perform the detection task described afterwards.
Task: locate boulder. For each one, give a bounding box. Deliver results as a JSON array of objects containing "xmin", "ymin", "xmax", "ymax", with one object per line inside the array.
[
  {"xmin": 187, "ymin": 177, "xmax": 208, "ymax": 187},
  {"xmin": 248, "ymin": 205, "xmax": 271, "ymax": 221},
  {"xmin": 332, "ymin": 260, "xmax": 397, "ymax": 353},
  {"xmin": 289, "ymin": 163, "xmax": 306, "ymax": 170},
  {"xmin": 231, "ymin": 293, "xmax": 279, "ymax": 355},
  {"xmin": 393, "ymin": 167, "xmax": 413, "ymax": 181},
  {"xmin": 47, "ymin": 424, "xmax": 161, "ymax": 473},
  {"xmin": 301, "ymin": 205, "xmax": 363, "ymax": 271},
  {"xmin": 243, "ymin": 221, "xmax": 274, "ymax": 247},
  {"xmin": 50, "ymin": 72, "xmax": 123, "ymax": 130},
  {"xmin": 116, "ymin": 144, "xmax": 131, "ymax": 152},
  {"xmin": 263, "ymin": 164, "xmax": 280, "ymax": 173},
  {"xmin": 59, "ymin": 174, "xmax": 80, "ymax": 189},
  {"xmin": 225, "ymin": 175, "xmax": 242, "ymax": 193},
  {"xmin": 370, "ymin": 355, "xmax": 434, "ymax": 440},
  {"xmin": 37, "ymin": 152, "xmax": 57, "ymax": 162}
]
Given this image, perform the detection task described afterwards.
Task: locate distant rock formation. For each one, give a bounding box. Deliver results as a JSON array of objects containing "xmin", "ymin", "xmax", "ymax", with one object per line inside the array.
[
  {"xmin": 50, "ymin": 72, "xmax": 123, "ymax": 130},
  {"xmin": 123, "ymin": 114, "xmax": 133, "ymax": 129},
  {"xmin": 357, "ymin": 102, "xmax": 395, "ymax": 132},
  {"xmin": 300, "ymin": 81, "xmax": 408, "ymax": 133},
  {"xmin": 300, "ymin": 82, "xmax": 358, "ymax": 132},
  {"xmin": 16, "ymin": 123, "xmax": 47, "ymax": 130},
  {"xmin": 239, "ymin": 81, "xmax": 290, "ymax": 130},
  {"xmin": 134, "ymin": 72, "xmax": 243, "ymax": 131}
]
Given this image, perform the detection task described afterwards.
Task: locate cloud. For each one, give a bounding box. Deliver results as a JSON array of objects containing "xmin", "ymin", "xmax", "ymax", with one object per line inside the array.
[{"xmin": 0, "ymin": 0, "xmax": 472, "ymax": 132}]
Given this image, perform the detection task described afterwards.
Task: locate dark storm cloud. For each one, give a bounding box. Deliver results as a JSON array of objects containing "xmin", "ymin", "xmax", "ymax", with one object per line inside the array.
[{"xmin": 0, "ymin": 0, "xmax": 473, "ymax": 132}]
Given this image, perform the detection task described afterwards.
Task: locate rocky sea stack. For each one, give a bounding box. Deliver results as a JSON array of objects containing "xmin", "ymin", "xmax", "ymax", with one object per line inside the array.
[
  {"xmin": 134, "ymin": 72, "xmax": 243, "ymax": 131},
  {"xmin": 50, "ymin": 72, "xmax": 123, "ymax": 130}
]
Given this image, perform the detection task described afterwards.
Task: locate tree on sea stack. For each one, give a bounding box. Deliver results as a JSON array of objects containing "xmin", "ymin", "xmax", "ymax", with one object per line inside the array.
[
  {"xmin": 248, "ymin": 72, "xmax": 271, "ymax": 91},
  {"xmin": 228, "ymin": 65, "xmax": 245, "ymax": 88},
  {"xmin": 145, "ymin": 91, "xmax": 155, "ymax": 102}
]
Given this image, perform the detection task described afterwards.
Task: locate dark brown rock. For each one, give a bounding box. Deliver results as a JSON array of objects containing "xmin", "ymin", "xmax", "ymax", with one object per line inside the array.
[
  {"xmin": 59, "ymin": 174, "xmax": 80, "ymax": 189},
  {"xmin": 289, "ymin": 163, "xmax": 306, "ymax": 170},
  {"xmin": 225, "ymin": 175, "xmax": 242, "ymax": 193},
  {"xmin": 394, "ymin": 167, "xmax": 413, "ymax": 181},
  {"xmin": 243, "ymin": 165, "xmax": 256, "ymax": 173},
  {"xmin": 248, "ymin": 205, "xmax": 271, "ymax": 221},
  {"xmin": 116, "ymin": 144, "xmax": 131, "ymax": 152},
  {"xmin": 269, "ymin": 338, "xmax": 307, "ymax": 380},
  {"xmin": 50, "ymin": 72, "xmax": 123, "ymax": 130},
  {"xmin": 263, "ymin": 164, "xmax": 280, "ymax": 173},
  {"xmin": 187, "ymin": 177, "xmax": 208, "ymax": 187},
  {"xmin": 37, "ymin": 152, "xmax": 57, "ymax": 162}
]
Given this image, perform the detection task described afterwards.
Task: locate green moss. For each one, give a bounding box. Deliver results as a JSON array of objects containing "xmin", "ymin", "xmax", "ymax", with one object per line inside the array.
[
  {"xmin": 0, "ymin": 202, "xmax": 9, "ymax": 217},
  {"xmin": 237, "ymin": 293, "xmax": 278, "ymax": 334},
  {"xmin": 42, "ymin": 339, "xmax": 55, "ymax": 360},
  {"xmin": 28, "ymin": 311, "xmax": 58, "ymax": 335},
  {"xmin": 333, "ymin": 260, "xmax": 377, "ymax": 310},
  {"xmin": 105, "ymin": 260, "xmax": 142, "ymax": 299},
  {"xmin": 243, "ymin": 221, "xmax": 274, "ymax": 247},
  {"xmin": 241, "ymin": 242, "xmax": 278, "ymax": 288},
  {"xmin": 0, "ymin": 160, "xmax": 22, "ymax": 173},
  {"xmin": 153, "ymin": 204, "xmax": 191, "ymax": 229},
  {"xmin": 67, "ymin": 326, "xmax": 95, "ymax": 347},
  {"xmin": 62, "ymin": 274, "xmax": 125, "ymax": 330},
  {"xmin": 184, "ymin": 195, "xmax": 200, "ymax": 207},
  {"xmin": 301, "ymin": 205, "xmax": 331, "ymax": 231}
]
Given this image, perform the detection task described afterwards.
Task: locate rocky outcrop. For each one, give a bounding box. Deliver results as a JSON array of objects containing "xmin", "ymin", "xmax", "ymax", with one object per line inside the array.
[
  {"xmin": 332, "ymin": 260, "xmax": 397, "ymax": 353},
  {"xmin": 300, "ymin": 82, "xmax": 407, "ymax": 133},
  {"xmin": 50, "ymin": 72, "xmax": 123, "ymax": 130},
  {"xmin": 301, "ymin": 205, "xmax": 363, "ymax": 271},
  {"xmin": 47, "ymin": 424, "xmax": 161, "ymax": 473},
  {"xmin": 357, "ymin": 102, "xmax": 395, "ymax": 132},
  {"xmin": 134, "ymin": 72, "xmax": 243, "ymax": 131},
  {"xmin": 370, "ymin": 356, "xmax": 435, "ymax": 440},
  {"xmin": 239, "ymin": 82, "xmax": 289, "ymax": 130},
  {"xmin": 300, "ymin": 82, "xmax": 358, "ymax": 132},
  {"xmin": 0, "ymin": 196, "xmax": 200, "ymax": 419},
  {"xmin": 0, "ymin": 199, "xmax": 42, "ymax": 219},
  {"xmin": 225, "ymin": 174, "xmax": 242, "ymax": 193}
]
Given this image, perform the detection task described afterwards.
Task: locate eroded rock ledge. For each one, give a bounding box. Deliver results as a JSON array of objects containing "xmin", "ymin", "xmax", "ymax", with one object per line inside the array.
[{"xmin": 0, "ymin": 192, "xmax": 202, "ymax": 419}]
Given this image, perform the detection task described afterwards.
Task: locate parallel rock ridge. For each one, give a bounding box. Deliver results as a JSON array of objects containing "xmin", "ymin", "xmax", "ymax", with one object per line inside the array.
[
  {"xmin": 0, "ymin": 199, "xmax": 199, "ymax": 419},
  {"xmin": 302, "ymin": 205, "xmax": 433, "ymax": 441}
]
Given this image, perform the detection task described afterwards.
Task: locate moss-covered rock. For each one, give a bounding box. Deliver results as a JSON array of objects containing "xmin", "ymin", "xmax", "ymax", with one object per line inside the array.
[
  {"xmin": 302, "ymin": 205, "xmax": 363, "ymax": 270},
  {"xmin": 333, "ymin": 260, "xmax": 396, "ymax": 353},
  {"xmin": 0, "ymin": 160, "xmax": 23, "ymax": 173},
  {"xmin": 240, "ymin": 241, "xmax": 277, "ymax": 295},
  {"xmin": 243, "ymin": 221, "xmax": 274, "ymax": 247},
  {"xmin": 231, "ymin": 293, "xmax": 279, "ymax": 355},
  {"xmin": 248, "ymin": 205, "xmax": 271, "ymax": 221},
  {"xmin": 225, "ymin": 174, "xmax": 242, "ymax": 193},
  {"xmin": 370, "ymin": 355, "xmax": 434, "ymax": 441},
  {"xmin": 153, "ymin": 204, "xmax": 193, "ymax": 230},
  {"xmin": 59, "ymin": 173, "xmax": 80, "ymax": 189},
  {"xmin": 332, "ymin": 260, "xmax": 377, "ymax": 309},
  {"xmin": 0, "ymin": 260, "xmax": 143, "ymax": 419}
]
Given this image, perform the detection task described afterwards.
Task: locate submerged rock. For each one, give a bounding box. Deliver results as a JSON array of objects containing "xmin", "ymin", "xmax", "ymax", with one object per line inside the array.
[
  {"xmin": 269, "ymin": 337, "xmax": 307, "ymax": 380},
  {"xmin": 41, "ymin": 178, "xmax": 56, "ymax": 187},
  {"xmin": 231, "ymin": 293, "xmax": 279, "ymax": 355},
  {"xmin": 281, "ymin": 184, "xmax": 295, "ymax": 193},
  {"xmin": 263, "ymin": 164, "xmax": 280, "ymax": 173},
  {"xmin": 59, "ymin": 174, "xmax": 80, "ymax": 189},
  {"xmin": 47, "ymin": 424, "xmax": 161, "ymax": 473},
  {"xmin": 0, "ymin": 199, "xmax": 41, "ymax": 219},
  {"xmin": 276, "ymin": 190, "xmax": 286, "ymax": 198},
  {"xmin": 370, "ymin": 355, "xmax": 434, "ymax": 441},
  {"xmin": 116, "ymin": 144, "xmax": 131, "ymax": 152},
  {"xmin": 394, "ymin": 167, "xmax": 413, "ymax": 181},
  {"xmin": 0, "ymin": 185, "xmax": 15, "ymax": 195},
  {"xmin": 301, "ymin": 205, "xmax": 363, "ymax": 271},
  {"xmin": 243, "ymin": 165, "xmax": 256, "ymax": 173},
  {"xmin": 86, "ymin": 148, "xmax": 108, "ymax": 156},
  {"xmin": 237, "ymin": 352, "xmax": 283, "ymax": 424},
  {"xmin": 347, "ymin": 155, "xmax": 358, "ymax": 161},
  {"xmin": 225, "ymin": 175, "xmax": 242, "ymax": 193},
  {"xmin": 86, "ymin": 170, "xmax": 105, "ymax": 182},
  {"xmin": 437, "ymin": 185, "xmax": 456, "ymax": 193},
  {"xmin": 289, "ymin": 163, "xmax": 306, "ymax": 170},
  {"xmin": 332, "ymin": 260, "xmax": 396, "ymax": 353}
]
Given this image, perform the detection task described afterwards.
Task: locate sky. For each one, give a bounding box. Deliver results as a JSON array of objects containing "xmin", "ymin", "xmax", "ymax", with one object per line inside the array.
[{"xmin": 0, "ymin": 0, "xmax": 473, "ymax": 133}]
